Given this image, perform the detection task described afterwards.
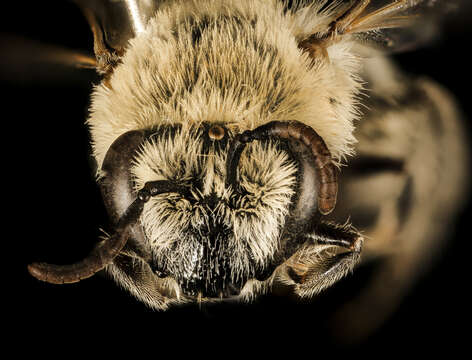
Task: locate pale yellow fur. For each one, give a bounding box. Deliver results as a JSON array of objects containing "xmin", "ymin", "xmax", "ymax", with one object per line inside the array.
[{"xmin": 87, "ymin": 0, "xmax": 362, "ymax": 174}]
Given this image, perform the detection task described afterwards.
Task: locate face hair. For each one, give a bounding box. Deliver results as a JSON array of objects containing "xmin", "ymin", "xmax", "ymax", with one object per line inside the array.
[{"xmin": 130, "ymin": 125, "xmax": 298, "ymax": 296}]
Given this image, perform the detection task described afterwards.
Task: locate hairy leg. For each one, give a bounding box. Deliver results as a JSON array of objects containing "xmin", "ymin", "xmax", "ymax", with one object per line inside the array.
[
  {"xmin": 275, "ymin": 222, "xmax": 364, "ymax": 298},
  {"xmin": 105, "ymin": 249, "xmax": 184, "ymax": 311}
]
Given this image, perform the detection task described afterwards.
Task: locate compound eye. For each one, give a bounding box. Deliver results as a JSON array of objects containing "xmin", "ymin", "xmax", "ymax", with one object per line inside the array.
[{"xmin": 100, "ymin": 130, "xmax": 149, "ymax": 223}]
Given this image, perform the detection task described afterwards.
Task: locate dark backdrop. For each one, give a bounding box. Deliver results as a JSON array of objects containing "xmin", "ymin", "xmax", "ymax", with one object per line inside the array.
[{"xmin": 2, "ymin": 1, "xmax": 470, "ymax": 355}]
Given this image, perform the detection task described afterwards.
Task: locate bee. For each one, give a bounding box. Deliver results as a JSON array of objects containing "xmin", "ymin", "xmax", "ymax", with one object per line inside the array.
[{"xmin": 22, "ymin": 0, "xmax": 468, "ymax": 341}]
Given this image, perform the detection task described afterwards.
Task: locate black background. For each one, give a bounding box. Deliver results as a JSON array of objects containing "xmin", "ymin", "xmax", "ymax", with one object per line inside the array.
[{"xmin": 2, "ymin": 0, "xmax": 471, "ymax": 355}]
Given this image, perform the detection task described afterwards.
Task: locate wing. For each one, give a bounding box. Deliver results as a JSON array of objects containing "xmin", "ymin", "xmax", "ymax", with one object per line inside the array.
[
  {"xmin": 73, "ymin": 0, "xmax": 163, "ymax": 73},
  {"xmin": 353, "ymin": 0, "xmax": 464, "ymax": 52},
  {"xmin": 299, "ymin": 0, "xmax": 466, "ymax": 54},
  {"xmin": 1, "ymin": 1, "xmax": 163, "ymax": 80},
  {"xmin": 0, "ymin": 34, "xmax": 98, "ymax": 86},
  {"xmin": 0, "ymin": 1, "xmax": 162, "ymax": 82}
]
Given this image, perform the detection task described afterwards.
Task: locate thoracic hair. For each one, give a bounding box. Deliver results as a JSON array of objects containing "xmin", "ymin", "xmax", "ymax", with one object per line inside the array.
[{"xmin": 88, "ymin": 0, "xmax": 362, "ymax": 172}]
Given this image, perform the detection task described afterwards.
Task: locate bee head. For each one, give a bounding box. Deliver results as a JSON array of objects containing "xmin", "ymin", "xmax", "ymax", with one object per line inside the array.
[{"xmin": 97, "ymin": 120, "xmax": 336, "ymax": 299}]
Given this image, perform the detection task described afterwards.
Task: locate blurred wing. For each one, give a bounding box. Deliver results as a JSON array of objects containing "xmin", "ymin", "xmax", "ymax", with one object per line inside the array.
[
  {"xmin": 1, "ymin": 1, "xmax": 164, "ymax": 82},
  {"xmin": 345, "ymin": 0, "xmax": 465, "ymax": 53},
  {"xmin": 0, "ymin": 34, "xmax": 97, "ymax": 85},
  {"xmin": 1, "ymin": 35, "xmax": 96, "ymax": 67},
  {"xmin": 73, "ymin": 0, "xmax": 163, "ymax": 72}
]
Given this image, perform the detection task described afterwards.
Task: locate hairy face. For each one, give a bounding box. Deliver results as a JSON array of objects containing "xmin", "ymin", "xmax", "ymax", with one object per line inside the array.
[{"xmin": 130, "ymin": 124, "xmax": 298, "ymax": 297}]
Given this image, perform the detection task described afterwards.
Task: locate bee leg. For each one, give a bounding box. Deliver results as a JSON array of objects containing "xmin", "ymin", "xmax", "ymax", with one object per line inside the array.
[
  {"xmin": 279, "ymin": 222, "xmax": 364, "ymax": 298},
  {"xmin": 104, "ymin": 249, "xmax": 179, "ymax": 311},
  {"xmin": 75, "ymin": 1, "xmax": 126, "ymax": 75}
]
